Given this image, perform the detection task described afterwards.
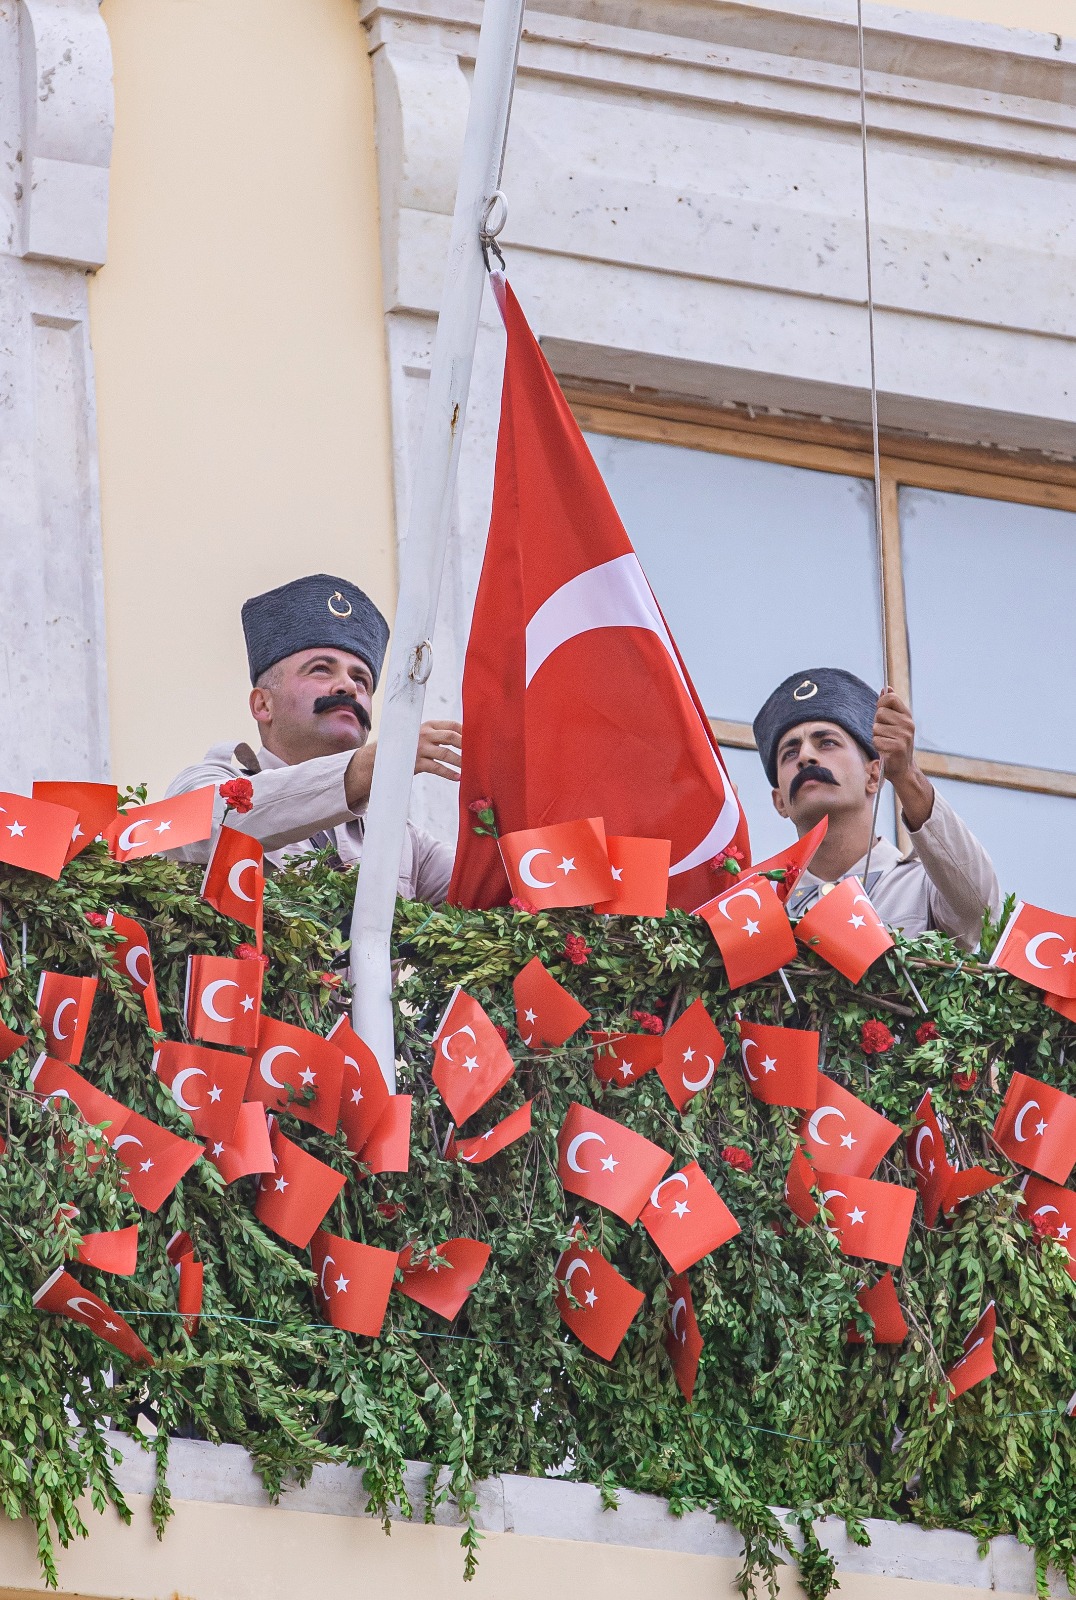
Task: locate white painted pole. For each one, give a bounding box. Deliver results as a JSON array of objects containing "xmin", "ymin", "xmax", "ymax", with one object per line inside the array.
[{"xmin": 349, "ymin": 0, "xmax": 526, "ymax": 1089}]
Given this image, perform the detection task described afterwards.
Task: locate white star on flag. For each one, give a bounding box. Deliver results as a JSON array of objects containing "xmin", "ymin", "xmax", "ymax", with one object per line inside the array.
[
  {"xmin": 241, "ymin": 995, "xmax": 255, "ymax": 1012},
  {"xmin": 840, "ymin": 1132, "xmax": 856, "ymax": 1149},
  {"xmin": 682, "ymin": 1047, "xmax": 695, "ymax": 1062},
  {"xmin": 462, "ymin": 1054, "xmax": 479, "ymax": 1074},
  {"xmin": 743, "ymin": 919, "xmax": 760, "ymax": 937},
  {"xmin": 299, "ymin": 1067, "xmax": 317, "ymax": 1086},
  {"xmin": 350, "ymin": 1088, "xmax": 363, "ymax": 1104},
  {"xmin": 274, "ymin": 1176, "xmax": 288, "ymax": 1192},
  {"xmin": 334, "ymin": 1274, "xmax": 349, "ymax": 1293},
  {"xmin": 672, "ymin": 1200, "xmax": 690, "ymax": 1219},
  {"xmin": 208, "ymin": 1084, "xmax": 222, "ymax": 1102},
  {"xmin": 139, "ymin": 1158, "xmax": 154, "ymax": 1172},
  {"xmin": 618, "ymin": 1062, "xmax": 633, "ymax": 1078},
  {"xmin": 761, "ymin": 1055, "xmax": 777, "ymax": 1073},
  {"xmin": 1064, "ymin": 950, "xmax": 1076, "ymax": 966},
  {"xmin": 212, "ymin": 1141, "xmax": 224, "ymax": 1157},
  {"xmin": 524, "ymin": 1008, "xmax": 537, "ymax": 1024},
  {"xmin": 600, "ymin": 1153, "xmax": 618, "ymax": 1172},
  {"xmin": 1059, "ymin": 1223, "xmax": 1072, "ymax": 1240},
  {"xmin": 558, "ymin": 856, "xmax": 576, "ymax": 875},
  {"xmin": 584, "ymin": 1288, "xmax": 598, "ymax": 1306},
  {"xmin": 1035, "ymin": 1118, "xmax": 1049, "ymax": 1137},
  {"xmin": 849, "ymin": 914, "xmax": 866, "ymax": 929},
  {"xmin": 848, "ymin": 1206, "xmax": 867, "ymax": 1224},
  {"xmin": 7, "ymin": 821, "xmax": 25, "ymax": 838},
  {"xmin": 154, "ymin": 820, "xmax": 171, "ymax": 834}
]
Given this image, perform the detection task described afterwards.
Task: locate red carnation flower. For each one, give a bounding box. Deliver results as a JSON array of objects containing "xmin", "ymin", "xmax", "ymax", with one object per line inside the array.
[
  {"xmin": 563, "ymin": 934, "xmax": 592, "ymax": 967},
  {"xmin": 915, "ymin": 1021, "xmax": 940, "ymax": 1045},
  {"xmin": 509, "ymin": 895, "xmax": 538, "ymax": 915},
  {"xmin": 721, "ymin": 1144, "xmax": 753, "ymax": 1173},
  {"xmin": 467, "ymin": 797, "xmax": 493, "ymax": 815},
  {"xmin": 85, "ymin": 911, "xmax": 107, "ymax": 929},
  {"xmin": 1031, "ymin": 1211, "xmax": 1059, "ymax": 1241},
  {"xmin": 493, "ymin": 1024, "xmax": 508, "ymax": 1044},
  {"xmin": 219, "ymin": 777, "xmax": 254, "ymax": 815},
  {"xmin": 951, "ymin": 1067, "xmax": 978, "ymax": 1093},
  {"xmin": 631, "ymin": 1010, "xmax": 664, "ymax": 1035},
  {"xmin": 711, "ymin": 846, "xmax": 744, "ymax": 876},
  {"xmin": 376, "ymin": 1201, "xmax": 405, "ymax": 1220},
  {"xmin": 319, "ymin": 972, "xmax": 342, "ymax": 990},
  {"xmin": 236, "ymin": 943, "xmax": 269, "ymax": 969},
  {"xmin": 860, "ymin": 1020, "xmax": 895, "ymax": 1055}
]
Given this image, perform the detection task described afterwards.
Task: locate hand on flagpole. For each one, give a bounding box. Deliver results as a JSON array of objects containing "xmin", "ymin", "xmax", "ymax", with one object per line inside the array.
[
  {"xmin": 873, "ymin": 688, "xmax": 933, "ymax": 832},
  {"xmin": 345, "ymin": 721, "xmax": 462, "ymax": 812}
]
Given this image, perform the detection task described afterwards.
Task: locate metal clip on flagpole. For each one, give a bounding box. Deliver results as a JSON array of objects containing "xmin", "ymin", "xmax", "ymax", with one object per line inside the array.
[{"xmin": 348, "ymin": 0, "xmax": 527, "ymax": 1091}]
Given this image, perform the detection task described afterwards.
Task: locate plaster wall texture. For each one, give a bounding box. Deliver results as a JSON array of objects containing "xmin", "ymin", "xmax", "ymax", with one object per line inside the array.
[{"xmin": 898, "ymin": 2, "xmax": 1074, "ymax": 35}]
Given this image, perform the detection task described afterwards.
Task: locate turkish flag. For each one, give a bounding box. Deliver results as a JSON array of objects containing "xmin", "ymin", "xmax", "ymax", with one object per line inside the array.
[
  {"xmin": 36, "ymin": 972, "xmax": 97, "ymax": 1064},
  {"xmin": 795, "ymin": 878, "xmax": 893, "ymax": 983},
  {"xmin": 33, "ymin": 1266, "xmax": 153, "ymax": 1365},
  {"xmin": 75, "ymin": 1222, "xmax": 139, "ymax": 1277},
  {"xmin": 990, "ymin": 902, "xmax": 1076, "ymax": 1001},
  {"xmin": 33, "ymin": 781, "xmax": 118, "ymax": 863},
  {"xmin": 797, "ymin": 1074, "xmax": 900, "ymax": 1179},
  {"xmin": 0, "ymin": 1016, "xmax": 28, "ymax": 1063},
  {"xmin": 185, "ymin": 954, "xmax": 262, "ymax": 1050},
  {"xmin": 327, "ymin": 1016, "xmax": 390, "ymax": 1155},
  {"xmin": 590, "ymin": 1030, "xmax": 664, "ymax": 1087},
  {"xmin": 737, "ymin": 1020, "xmax": 819, "ymax": 1110},
  {"xmin": 946, "ymin": 1302, "xmax": 997, "ymax": 1398},
  {"xmin": 104, "ymin": 911, "xmax": 163, "ymax": 1032},
  {"xmin": 176, "ymin": 1252, "xmax": 204, "ymax": 1335},
  {"xmin": 1046, "ymin": 992, "xmax": 1076, "ymax": 1023},
  {"xmin": 554, "ymin": 1239, "xmax": 644, "ymax": 1361},
  {"xmin": 153, "ymin": 1041, "xmax": 249, "ymax": 1143},
  {"xmin": 993, "ymin": 1071, "xmax": 1076, "ymax": 1184},
  {"xmin": 657, "ymin": 1000, "xmax": 726, "ymax": 1112},
  {"xmin": 397, "ymin": 1238, "xmax": 491, "ymax": 1321},
  {"xmin": 943, "ymin": 1166, "xmax": 1003, "ymax": 1214},
  {"xmin": 431, "ymin": 988, "xmax": 514, "ymax": 1125},
  {"xmin": 107, "ymin": 786, "xmax": 215, "ymax": 862},
  {"xmin": 30, "ymin": 1053, "xmax": 131, "ymax": 1140},
  {"xmin": 742, "ymin": 817, "xmax": 829, "ymax": 904},
  {"xmin": 907, "ymin": 1090, "xmax": 952, "ymax": 1226},
  {"xmin": 594, "ymin": 837, "xmax": 671, "ymax": 918},
  {"xmin": 784, "ymin": 1146, "xmax": 820, "ymax": 1223},
  {"xmin": 557, "ymin": 1102, "xmax": 672, "ymax": 1223},
  {"xmin": 205, "ymin": 1100, "xmax": 274, "ymax": 1183},
  {"xmin": 201, "ymin": 825, "xmax": 264, "ymax": 936},
  {"xmin": 447, "ymin": 1101, "xmax": 532, "ymax": 1165},
  {"xmin": 664, "ymin": 1272, "xmax": 703, "ymax": 1400},
  {"xmin": 513, "ymin": 957, "xmax": 590, "ymax": 1049},
  {"xmin": 1019, "ymin": 1175, "xmax": 1076, "ymax": 1280},
  {"xmin": 447, "ymin": 279, "xmax": 747, "ymax": 917},
  {"xmin": 360, "ymin": 1096, "xmax": 412, "ymax": 1174},
  {"xmin": 695, "ymin": 878, "xmax": 797, "ymax": 989},
  {"xmin": 311, "ymin": 1230, "xmax": 398, "ymax": 1336},
  {"xmin": 846, "ymin": 1272, "xmax": 908, "ymax": 1345},
  {"xmin": 110, "ymin": 1110, "xmax": 203, "ymax": 1211},
  {"xmin": 640, "ymin": 1160, "xmax": 739, "ymax": 1273},
  {"xmin": 247, "ymin": 1017, "xmax": 343, "ymax": 1135},
  {"xmin": 815, "ymin": 1167, "xmax": 916, "ymax": 1266},
  {"xmin": 498, "ymin": 817, "xmax": 614, "ymax": 910},
  {"xmin": 0, "ymin": 792, "xmax": 78, "ymax": 879},
  {"xmin": 255, "ymin": 1119, "xmax": 347, "ymax": 1247}
]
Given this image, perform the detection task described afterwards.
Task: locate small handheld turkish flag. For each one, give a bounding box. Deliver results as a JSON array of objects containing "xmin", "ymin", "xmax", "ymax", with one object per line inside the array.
[
  {"xmin": 946, "ymin": 1302, "xmax": 997, "ymax": 1398},
  {"xmin": 990, "ymin": 902, "xmax": 1076, "ymax": 1001},
  {"xmin": 30, "ymin": 1053, "xmax": 131, "ymax": 1140},
  {"xmin": 554, "ymin": 1238, "xmax": 644, "ymax": 1361},
  {"xmin": 36, "ymin": 972, "xmax": 97, "ymax": 1064},
  {"xmin": 201, "ymin": 825, "xmax": 264, "ymax": 936},
  {"xmin": 104, "ymin": 911, "xmax": 163, "ymax": 1032},
  {"xmin": 738, "ymin": 1019, "xmax": 819, "ymax": 1111},
  {"xmin": 741, "ymin": 817, "xmax": 829, "ymax": 904},
  {"xmin": 795, "ymin": 878, "xmax": 893, "ymax": 983},
  {"xmin": 594, "ymin": 836, "xmax": 671, "ymax": 917},
  {"xmin": 798, "ymin": 1073, "xmax": 900, "ymax": 1179},
  {"xmin": 153, "ymin": 1040, "xmax": 250, "ymax": 1143},
  {"xmin": 205, "ymin": 1101, "xmax": 274, "ymax": 1183},
  {"xmin": 664, "ymin": 1272, "xmax": 703, "ymax": 1400},
  {"xmin": 785, "ymin": 1146, "xmax": 821, "ymax": 1224},
  {"xmin": 557, "ymin": 1102, "xmax": 672, "ymax": 1223},
  {"xmin": 907, "ymin": 1090, "xmax": 952, "ymax": 1226},
  {"xmin": 33, "ymin": 1265, "xmax": 153, "ymax": 1364},
  {"xmin": 640, "ymin": 1160, "xmax": 740, "ymax": 1273},
  {"xmin": 75, "ymin": 1221, "xmax": 139, "ymax": 1277},
  {"xmin": 33, "ymin": 781, "xmax": 118, "ymax": 864},
  {"xmin": 311, "ymin": 1229, "xmax": 398, "ymax": 1336},
  {"xmin": 1019, "ymin": 1175, "xmax": 1076, "ymax": 1280},
  {"xmin": 815, "ymin": 1167, "xmax": 917, "ymax": 1267},
  {"xmin": 0, "ymin": 792, "xmax": 78, "ymax": 880},
  {"xmin": 175, "ymin": 1250, "xmax": 204, "ymax": 1335},
  {"xmin": 498, "ymin": 817, "xmax": 614, "ymax": 910},
  {"xmin": 255, "ymin": 1118, "xmax": 346, "ymax": 1247},
  {"xmin": 942, "ymin": 1166, "xmax": 1003, "ymax": 1214},
  {"xmin": 359, "ymin": 1095, "xmax": 412, "ymax": 1174},
  {"xmin": 0, "ymin": 1017, "xmax": 29, "ymax": 1063},
  {"xmin": 397, "ymin": 1238, "xmax": 491, "ymax": 1321},
  {"xmin": 110, "ymin": 1110, "xmax": 203, "ymax": 1212},
  {"xmin": 447, "ymin": 1100, "xmax": 532, "ymax": 1165},
  {"xmin": 657, "ymin": 1000, "xmax": 725, "ymax": 1112},
  {"xmin": 107, "ymin": 787, "xmax": 215, "ymax": 862},
  {"xmin": 248, "ymin": 1016, "xmax": 344, "ymax": 1135},
  {"xmin": 512, "ymin": 957, "xmax": 590, "ymax": 1049},
  {"xmin": 846, "ymin": 1272, "xmax": 908, "ymax": 1345},
  {"xmin": 590, "ymin": 1030, "xmax": 664, "ymax": 1087},
  {"xmin": 327, "ymin": 1016, "xmax": 390, "ymax": 1155},
  {"xmin": 695, "ymin": 878, "xmax": 797, "ymax": 989},
  {"xmin": 431, "ymin": 988, "xmax": 514, "ymax": 1125},
  {"xmin": 993, "ymin": 1071, "xmax": 1076, "ymax": 1184},
  {"xmin": 185, "ymin": 954, "xmax": 262, "ymax": 1050}
]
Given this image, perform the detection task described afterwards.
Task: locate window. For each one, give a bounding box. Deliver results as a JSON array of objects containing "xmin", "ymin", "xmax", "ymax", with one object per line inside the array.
[{"xmin": 574, "ymin": 394, "xmax": 1076, "ymax": 912}]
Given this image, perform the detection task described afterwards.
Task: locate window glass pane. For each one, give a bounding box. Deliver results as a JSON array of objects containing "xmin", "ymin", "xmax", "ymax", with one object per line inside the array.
[
  {"xmin": 722, "ymin": 745, "xmax": 896, "ymax": 865},
  {"xmin": 933, "ymin": 778, "xmax": 1076, "ymax": 916},
  {"xmin": 584, "ymin": 433, "xmax": 886, "ymax": 725},
  {"xmin": 901, "ymin": 487, "xmax": 1076, "ymax": 771}
]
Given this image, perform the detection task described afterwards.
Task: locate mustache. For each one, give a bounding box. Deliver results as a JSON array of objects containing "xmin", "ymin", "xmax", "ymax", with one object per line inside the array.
[
  {"xmin": 789, "ymin": 765, "xmax": 839, "ymax": 802},
  {"xmin": 313, "ymin": 694, "xmax": 371, "ymax": 733}
]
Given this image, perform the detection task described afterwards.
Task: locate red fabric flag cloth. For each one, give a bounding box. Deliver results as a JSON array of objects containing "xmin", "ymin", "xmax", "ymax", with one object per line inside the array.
[
  {"xmin": 75, "ymin": 1221, "xmax": 139, "ymax": 1277},
  {"xmin": 153, "ymin": 1041, "xmax": 250, "ymax": 1144},
  {"xmin": 943, "ymin": 1166, "xmax": 1003, "ymax": 1214},
  {"xmin": 846, "ymin": 1271, "xmax": 909, "ymax": 1345},
  {"xmin": 664, "ymin": 1272, "xmax": 703, "ymax": 1400},
  {"xmin": 1046, "ymin": 991, "xmax": 1076, "ymax": 1024},
  {"xmin": 110, "ymin": 1110, "xmax": 203, "ymax": 1212},
  {"xmin": 907, "ymin": 1089, "xmax": 953, "ymax": 1226},
  {"xmin": 739, "ymin": 818, "xmax": 829, "ymax": 904},
  {"xmin": 311, "ymin": 1229, "xmax": 398, "ymax": 1336},
  {"xmin": 590, "ymin": 1030, "xmax": 664, "ymax": 1087},
  {"xmin": 175, "ymin": 1252, "xmax": 204, "ymax": 1335},
  {"xmin": 556, "ymin": 1101, "xmax": 672, "ymax": 1223},
  {"xmin": 33, "ymin": 1266, "xmax": 153, "ymax": 1364},
  {"xmin": 36, "ymin": 972, "xmax": 97, "ymax": 1065},
  {"xmin": 554, "ymin": 1238, "xmax": 644, "ymax": 1361},
  {"xmin": 657, "ymin": 1000, "xmax": 726, "ymax": 1112},
  {"xmin": 993, "ymin": 1071, "xmax": 1076, "ymax": 1184},
  {"xmin": 255, "ymin": 1118, "xmax": 346, "ymax": 1247},
  {"xmin": 513, "ymin": 957, "xmax": 590, "ymax": 1050},
  {"xmin": 397, "ymin": 1238, "xmax": 491, "ymax": 1321},
  {"xmin": 737, "ymin": 1019, "xmax": 819, "ymax": 1110},
  {"xmin": 247, "ymin": 1016, "xmax": 343, "ymax": 1135},
  {"xmin": 797, "ymin": 1073, "xmax": 901, "ymax": 1179},
  {"xmin": 327, "ymin": 1016, "xmax": 390, "ymax": 1155},
  {"xmin": 695, "ymin": 878, "xmax": 797, "ymax": 989},
  {"xmin": 594, "ymin": 836, "xmax": 671, "ymax": 918},
  {"xmin": 815, "ymin": 1168, "xmax": 916, "ymax": 1266},
  {"xmin": 447, "ymin": 1101, "xmax": 533, "ymax": 1165},
  {"xmin": 990, "ymin": 902, "xmax": 1076, "ymax": 1001},
  {"xmin": 185, "ymin": 954, "xmax": 262, "ymax": 1051},
  {"xmin": 360, "ymin": 1096, "xmax": 412, "ymax": 1174},
  {"xmin": 106, "ymin": 787, "xmax": 215, "ymax": 862},
  {"xmin": 785, "ymin": 1147, "xmax": 821, "ymax": 1223},
  {"xmin": 640, "ymin": 1160, "xmax": 740, "ymax": 1273},
  {"xmin": 795, "ymin": 878, "xmax": 894, "ymax": 983},
  {"xmin": 0, "ymin": 1016, "xmax": 29, "ymax": 1063},
  {"xmin": 946, "ymin": 1302, "xmax": 997, "ymax": 1398},
  {"xmin": 201, "ymin": 825, "xmax": 265, "ymax": 935},
  {"xmin": 30, "ymin": 1053, "xmax": 131, "ymax": 1139},
  {"xmin": 0, "ymin": 792, "xmax": 78, "ymax": 880},
  {"xmin": 447, "ymin": 279, "xmax": 747, "ymax": 916},
  {"xmin": 1019, "ymin": 1176, "xmax": 1076, "ymax": 1280},
  {"xmin": 430, "ymin": 987, "xmax": 515, "ymax": 1125},
  {"xmin": 103, "ymin": 910, "xmax": 163, "ymax": 1032},
  {"xmin": 499, "ymin": 817, "xmax": 614, "ymax": 911},
  {"xmin": 205, "ymin": 1101, "xmax": 274, "ymax": 1183},
  {"xmin": 33, "ymin": 781, "xmax": 118, "ymax": 863}
]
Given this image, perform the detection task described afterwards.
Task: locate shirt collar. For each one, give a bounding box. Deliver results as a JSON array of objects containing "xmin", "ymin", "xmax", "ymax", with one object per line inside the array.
[
  {"xmin": 796, "ymin": 835, "xmax": 903, "ymax": 896},
  {"xmin": 257, "ymin": 745, "xmax": 286, "ymax": 771}
]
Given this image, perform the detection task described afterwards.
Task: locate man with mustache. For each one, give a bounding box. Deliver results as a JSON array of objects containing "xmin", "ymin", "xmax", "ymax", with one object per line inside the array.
[
  {"xmin": 166, "ymin": 574, "xmax": 459, "ymax": 902},
  {"xmin": 753, "ymin": 668, "xmax": 999, "ymax": 950}
]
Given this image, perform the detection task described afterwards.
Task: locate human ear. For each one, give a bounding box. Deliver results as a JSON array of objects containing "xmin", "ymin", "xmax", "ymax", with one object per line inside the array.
[
  {"xmin": 864, "ymin": 757, "xmax": 882, "ymax": 797},
  {"xmin": 772, "ymin": 785, "xmax": 789, "ymax": 819},
  {"xmin": 249, "ymin": 685, "xmax": 272, "ymax": 727}
]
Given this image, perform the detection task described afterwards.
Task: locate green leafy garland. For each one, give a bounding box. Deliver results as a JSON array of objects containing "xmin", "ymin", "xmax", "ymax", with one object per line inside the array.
[{"xmin": 0, "ymin": 847, "xmax": 1074, "ymax": 1596}]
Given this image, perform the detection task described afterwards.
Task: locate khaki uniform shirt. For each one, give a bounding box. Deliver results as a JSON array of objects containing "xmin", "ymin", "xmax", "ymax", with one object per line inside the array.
[
  {"xmin": 784, "ymin": 788, "xmax": 1001, "ymax": 952},
  {"xmin": 165, "ymin": 741, "xmax": 455, "ymax": 905}
]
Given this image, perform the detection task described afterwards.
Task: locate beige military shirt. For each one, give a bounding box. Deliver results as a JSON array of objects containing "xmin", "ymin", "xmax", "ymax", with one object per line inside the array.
[
  {"xmin": 784, "ymin": 788, "xmax": 1001, "ymax": 952},
  {"xmin": 165, "ymin": 741, "xmax": 455, "ymax": 905}
]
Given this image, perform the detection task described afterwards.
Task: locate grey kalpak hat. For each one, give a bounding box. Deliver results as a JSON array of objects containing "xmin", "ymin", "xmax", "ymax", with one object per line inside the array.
[
  {"xmin": 242, "ymin": 574, "xmax": 390, "ymax": 687},
  {"xmin": 753, "ymin": 668, "xmax": 879, "ymax": 788}
]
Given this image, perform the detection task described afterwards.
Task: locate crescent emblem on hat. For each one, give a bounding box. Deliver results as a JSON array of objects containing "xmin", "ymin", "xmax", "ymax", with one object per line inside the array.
[
  {"xmin": 327, "ymin": 591, "xmax": 353, "ymax": 618},
  {"xmin": 793, "ymin": 680, "xmax": 819, "ymax": 701}
]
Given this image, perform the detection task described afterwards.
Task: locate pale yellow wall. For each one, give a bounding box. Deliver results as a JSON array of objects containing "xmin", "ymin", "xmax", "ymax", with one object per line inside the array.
[
  {"xmin": 895, "ymin": 0, "xmax": 1075, "ymax": 33},
  {"xmin": 90, "ymin": 0, "xmax": 397, "ymax": 802}
]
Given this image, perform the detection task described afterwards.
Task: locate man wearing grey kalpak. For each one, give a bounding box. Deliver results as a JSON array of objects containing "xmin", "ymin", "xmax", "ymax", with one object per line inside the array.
[
  {"xmin": 166, "ymin": 574, "xmax": 459, "ymax": 903},
  {"xmin": 753, "ymin": 669, "xmax": 1000, "ymax": 951}
]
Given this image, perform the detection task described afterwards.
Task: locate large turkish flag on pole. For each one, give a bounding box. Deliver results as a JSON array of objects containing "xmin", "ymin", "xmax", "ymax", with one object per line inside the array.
[{"xmin": 448, "ymin": 279, "xmax": 748, "ymax": 913}]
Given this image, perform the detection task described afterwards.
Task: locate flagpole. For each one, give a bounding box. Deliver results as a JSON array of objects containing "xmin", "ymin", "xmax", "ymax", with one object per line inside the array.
[{"xmin": 349, "ymin": 0, "xmax": 526, "ymax": 1090}]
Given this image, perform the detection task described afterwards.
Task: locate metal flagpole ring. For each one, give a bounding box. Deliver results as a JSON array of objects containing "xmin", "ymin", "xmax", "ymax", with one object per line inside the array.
[
  {"xmin": 480, "ymin": 189, "xmax": 508, "ymax": 241},
  {"xmin": 408, "ymin": 639, "xmax": 434, "ymax": 685}
]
